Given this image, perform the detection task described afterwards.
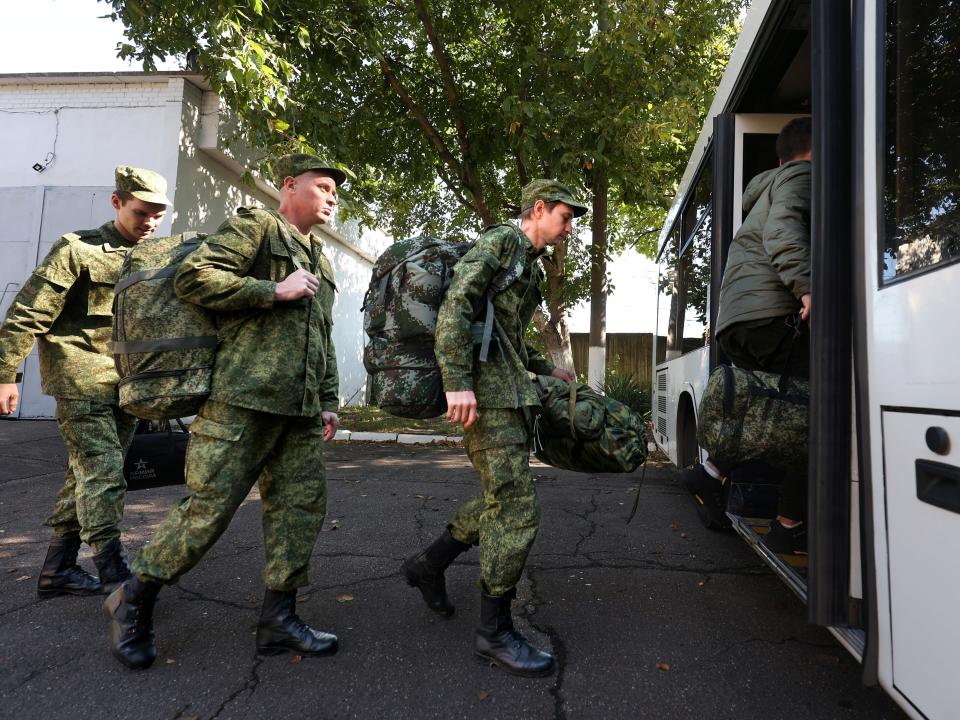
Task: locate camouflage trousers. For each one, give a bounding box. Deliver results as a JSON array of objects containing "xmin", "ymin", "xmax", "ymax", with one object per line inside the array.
[
  {"xmin": 134, "ymin": 400, "xmax": 327, "ymax": 592},
  {"xmin": 448, "ymin": 408, "xmax": 539, "ymax": 596},
  {"xmin": 46, "ymin": 399, "xmax": 138, "ymax": 552}
]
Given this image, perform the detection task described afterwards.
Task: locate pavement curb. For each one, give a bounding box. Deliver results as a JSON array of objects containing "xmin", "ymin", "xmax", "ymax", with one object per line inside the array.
[{"xmin": 334, "ymin": 429, "xmax": 462, "ymax": 444}]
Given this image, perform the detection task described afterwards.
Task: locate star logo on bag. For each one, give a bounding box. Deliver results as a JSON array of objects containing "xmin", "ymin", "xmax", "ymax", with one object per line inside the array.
[{"xmin": 134, "ymin": 459, "xmax": 149, "ymax": 471}]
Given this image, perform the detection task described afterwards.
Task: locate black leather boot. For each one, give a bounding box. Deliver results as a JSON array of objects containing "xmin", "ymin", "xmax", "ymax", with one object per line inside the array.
[
  {"xmin": 475, "ymin": 589, "xmax": 555, "ymax": 677},
  {"xmin": 103, "ymin": 575, "xmax": 161, "ymax": 670},
  {"xmin": 256, "ymin": 589, "xmax": 338, "ymax": 657},
  {"xmin": 37, "ymin": 531, "xmax": 101, "ymax": 599},
  {"xmin": 401, "ymin": 529, "xmax": 471, "ymax": 616},
  {"xmin": 92, "ymin": 538, "xmax": 132, "ymax": 594}
]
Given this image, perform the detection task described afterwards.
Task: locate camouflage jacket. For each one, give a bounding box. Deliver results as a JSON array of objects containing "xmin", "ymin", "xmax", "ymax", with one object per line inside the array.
[
  {"xmin": 717, "ymin": 160, "xmax": 810, "ymax": 334},
  {"xmin": 0, "ymin": 222, "xmax": 134, "ymax": 401},
  {"xmin": 174, "ymin": 207, "xmax": 339, "ymax": 417},
  {"xmin": 435, "ymin": 223, "xmax": 554, "ymax": 409}
]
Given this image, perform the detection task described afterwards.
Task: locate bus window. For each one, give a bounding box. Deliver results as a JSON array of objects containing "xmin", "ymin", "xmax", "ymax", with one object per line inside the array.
[
  {"xmin": 658, "ymin": 163, "xmax": 712, "ymax": 361},
  {"xmin": 882, "ymin": 0, "xmax": 960, "ymax": 282}
]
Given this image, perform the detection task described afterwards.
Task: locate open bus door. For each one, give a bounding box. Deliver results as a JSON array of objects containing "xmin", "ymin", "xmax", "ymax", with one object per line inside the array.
[{"xmin": 847, "ymin": 1, "xmax": 960, "ymax": 716}]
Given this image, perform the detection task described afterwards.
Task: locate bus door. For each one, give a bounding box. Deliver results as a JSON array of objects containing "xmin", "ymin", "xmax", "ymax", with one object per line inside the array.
[
  {"xmin": 865, "ymin": 1, "xmax": 960, "ymax": 715},
  {"xmin": 731, "ymin": 114, "xmax": 806, "ymax": 233}
]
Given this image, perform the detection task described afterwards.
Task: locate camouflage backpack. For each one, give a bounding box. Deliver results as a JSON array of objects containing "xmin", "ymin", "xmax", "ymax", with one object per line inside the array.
[
  {"xmin": 112, "ymin": 232, "xmax": 217, "ymax": 420},
  {"xmin": 532, "ymin": 375, "xmax": 648, "ymax": 473},
  {"xmin": 696, "ymin": 364, "xmax": 809, "ymax": 476},
  {"xmin": 362, "ymin": 226, "xmax": 526, "ymax": 418}
]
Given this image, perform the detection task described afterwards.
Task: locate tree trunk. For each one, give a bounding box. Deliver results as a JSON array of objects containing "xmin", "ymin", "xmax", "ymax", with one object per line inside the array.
[
  {"xmin": 534, "ymin": 307, "xmax": 575, "ymax": 371},
  {"xmin": 588, "ymin": 169, "xmax": 609, "ymax": 390},
  {"xmin": 537, "ymin": 238, "xmax": 576, "ymax": 372}
]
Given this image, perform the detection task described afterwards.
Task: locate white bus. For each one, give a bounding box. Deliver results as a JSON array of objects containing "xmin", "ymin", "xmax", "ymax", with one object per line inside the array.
[{"xmin": 650, "ymin": 1, "xmax": 958, "ymax": 718}]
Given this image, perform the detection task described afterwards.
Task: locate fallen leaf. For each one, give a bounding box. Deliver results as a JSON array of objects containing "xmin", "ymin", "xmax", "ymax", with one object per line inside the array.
[
  {"xmin": 655, "ymin": 662, "xmax": 671, "ymax": 672},
  {"xmin": 680, "ymin": 533, "xmax": 688, "ymax": 539},
  {"xmin": 289, "ymin": 655, "xmax": 303, "ymax": 664},
  {"xmin": 697, "ymin": 581, "xmax": 706, "ymax": 588},
  {"xmin": 165, "ymin": 658, "xmax": 176, "ymax": 664},
  {"xmin": 335, "ymin": 593, "xmax": 354, "ymax": 603},
  {"xmin": 478, "ymin": 690, "xmax": 491, "ymax": 701},
  {"xmin": 15, "ymin": 575, "xmax": 30, "ymax": 582}
]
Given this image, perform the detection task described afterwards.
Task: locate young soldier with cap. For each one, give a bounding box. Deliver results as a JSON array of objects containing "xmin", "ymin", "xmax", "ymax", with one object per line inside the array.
[
  {"xmin": 0, "ymin": 166, "xmax": 170, "ymax": 597},
  {"xmin": 104, "ymin": 153, "xmax": 346, "ymax": 670},
  {"xmin": 401, "ymin": 179, "xmax": 585, "ymax": 677}
]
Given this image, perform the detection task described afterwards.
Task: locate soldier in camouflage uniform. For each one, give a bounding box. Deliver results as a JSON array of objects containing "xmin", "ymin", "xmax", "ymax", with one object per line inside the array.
[
  {"xmin": 401, "ymin": 179, "xmax": 587, "ymax": 678},
  {"xmin": 0, "ymin": 167, "xmax": 170, "ymax": 599},
  {"xmin": 104, "ymin": 154, "xmax": 346, "ymax": 670}
]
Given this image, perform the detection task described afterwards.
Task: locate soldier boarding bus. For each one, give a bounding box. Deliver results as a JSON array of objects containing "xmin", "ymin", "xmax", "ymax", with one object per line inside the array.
[{"xmin": 650, "ymin": 1, "xmax": 958, "ymax": 718}]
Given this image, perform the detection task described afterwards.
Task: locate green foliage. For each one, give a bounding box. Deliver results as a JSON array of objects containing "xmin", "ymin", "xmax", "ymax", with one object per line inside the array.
[
  {"xmin": 101, "ymin": 0, "xmax": 744, "ymax": 309},
  {"xmin": 600, "ymin": 361, "xmax": 651, "ymax": 419}
]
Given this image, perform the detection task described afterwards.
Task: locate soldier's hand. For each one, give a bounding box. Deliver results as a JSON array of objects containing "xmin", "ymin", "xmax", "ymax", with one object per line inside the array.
[
  {"xmin": 800, "ymin": 293, "xmax": 811, "ymax": 325},
  {"xmin": 275, "ymin": 269, "xmax": 320, "ymax": 302},
  {"xmin": 550, "ymin": 368, "xmax": 576, "ymax": 383},
  {"xmin": 0, "ymin": 383, "xmax": 19, "ymax": 416},
  {"xmin": 446, "ymin": 390, "xmax": 479, "ymax": 429},
  {"xmin": 321, "ymin": 411, "xmax": 339, "ymax": 443}
]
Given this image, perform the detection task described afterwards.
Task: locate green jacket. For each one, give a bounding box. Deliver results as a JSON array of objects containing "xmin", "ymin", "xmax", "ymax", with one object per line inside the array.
[
  {"xmin": 435, "ymin": 222, "xmax": 555, "ymax": 409},
  {"xmin": 0, "ymin": 222, "xmax": 134, "ymax": 402},
  {"xmin": 716, "ymin": 160, "xmax": 811, "ymax": 334},
  {"xmin": 174, "ymin": 207, "xmax": 339, "ymax": 417}
]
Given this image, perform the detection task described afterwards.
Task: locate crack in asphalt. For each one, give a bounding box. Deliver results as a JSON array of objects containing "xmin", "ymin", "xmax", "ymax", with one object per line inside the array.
[
  {"xmin": 519, "ymin": 568, "xmax": 567, "ymax": 720},
  {"xmin": 0, "ymin": 598, "xmax": 44, "ymax": 618},
  {"xmin": 208, "ymin": 653, "xmax": 263, "ymax": 720},
  {"xmin": 529, "ymin": 552, "xmax": 768, "ymax": 577},
  {"xmin": 174, "ymin": 585, "xmax": 258, "ymax": 611},
  {"xmin": 563, "ymin": 491, "xmax": 601, "ymax": 558},
  {"xmin": 2, "ymin": 654, "xmax": 75, "ymax": 691}
]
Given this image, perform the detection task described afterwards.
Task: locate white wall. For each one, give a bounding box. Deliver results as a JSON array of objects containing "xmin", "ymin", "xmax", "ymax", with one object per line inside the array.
[{"xmin": 0, "ymin": 79, "xmax": 180, "ymax": 235}]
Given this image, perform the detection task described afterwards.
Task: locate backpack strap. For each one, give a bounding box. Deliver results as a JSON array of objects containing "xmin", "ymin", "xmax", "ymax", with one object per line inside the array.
[
  {"xmin": 477, "ymin": 223, "xmax": 528, "ymax": 363},
  {"xmin": 113, "ymin": 232, "xmax": 206, "ymax": 295}
]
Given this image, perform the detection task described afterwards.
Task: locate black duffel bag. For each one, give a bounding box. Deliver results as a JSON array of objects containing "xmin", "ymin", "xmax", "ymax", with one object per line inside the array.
[{"xmin": 123, "ymin": 419, "xmax": 189, "ymax": 491}]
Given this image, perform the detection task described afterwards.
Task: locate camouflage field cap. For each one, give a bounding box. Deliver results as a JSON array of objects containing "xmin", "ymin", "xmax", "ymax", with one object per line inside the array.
[
  {"xmin": 274, "ymin": 153, "xmax": 348, "ymax": 187},
  {"xmin": 115, "ymin": 166, "xmax": 172, "ymax": 206},
  {"xmin": 521, "ymin": 179, "xmax": 588, "ymax": 218}
]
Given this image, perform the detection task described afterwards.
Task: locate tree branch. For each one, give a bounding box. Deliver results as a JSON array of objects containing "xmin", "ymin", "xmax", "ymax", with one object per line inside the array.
[
  {"xmin": 514, "ymin": 149, "xmax": 530, "ymax": 187},
  {"xmin": 411, "ymin": 0, "xmax": 491, "ymax": 223},
  {"xmin": 436, "ymin": 164, "xmax": 480, "ymax": 215},
  {"xmin": 378, "ymin": 56, "xmax": 464, "ymax": 181}
]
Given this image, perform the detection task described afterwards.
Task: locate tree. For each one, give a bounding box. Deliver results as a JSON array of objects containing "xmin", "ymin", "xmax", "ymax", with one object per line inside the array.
[{"xmin": 102, "ymin": 0, "xmax": 742, "ymax": 371}]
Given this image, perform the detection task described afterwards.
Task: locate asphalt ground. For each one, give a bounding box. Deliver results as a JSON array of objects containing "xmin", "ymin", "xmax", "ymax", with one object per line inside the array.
[{"xmin": 0, "ymin": 419, "xmax": 908, "ymax": 720}]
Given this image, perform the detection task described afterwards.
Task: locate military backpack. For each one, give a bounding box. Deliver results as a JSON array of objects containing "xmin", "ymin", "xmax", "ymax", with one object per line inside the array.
[
  {"xmin": 112, "ymin": 232, "xmax": 217, "ymax": 420},
  {"xmin": 362, "ymin": 226, "xmax": 526, "ymax": 419},
  {"xmin": 532, "ymin": 375, "xmax": 648, "ymax": 473}
]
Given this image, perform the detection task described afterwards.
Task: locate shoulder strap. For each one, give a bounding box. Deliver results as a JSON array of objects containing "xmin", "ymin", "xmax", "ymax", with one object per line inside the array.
[{"xmin": 477, "ymin": 223, "xmax": 528, "ymax": 363}]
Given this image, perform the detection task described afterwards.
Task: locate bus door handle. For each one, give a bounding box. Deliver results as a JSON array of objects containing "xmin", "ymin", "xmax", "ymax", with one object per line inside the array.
[{"xmin": 915, "ymin": 459, "xmax": 960, "ymax": 515}]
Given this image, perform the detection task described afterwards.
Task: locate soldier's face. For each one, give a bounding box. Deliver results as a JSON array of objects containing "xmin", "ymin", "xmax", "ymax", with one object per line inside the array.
[
  {"xmin": 289, "ymin": 171, "xmax": 338, "ymax": 226},
  {"xmin": 112, "ymin": 195, "xmax": 166, "ymax": 242},
  {"xmin": 538, "ymin": 202, "xmax": 576, "ymax": 246}
]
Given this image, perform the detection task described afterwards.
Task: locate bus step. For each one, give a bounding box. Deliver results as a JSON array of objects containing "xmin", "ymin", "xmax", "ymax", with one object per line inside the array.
[{"xmin": 727, "ymin": 513, "xmax": 808, "ymax": 603}]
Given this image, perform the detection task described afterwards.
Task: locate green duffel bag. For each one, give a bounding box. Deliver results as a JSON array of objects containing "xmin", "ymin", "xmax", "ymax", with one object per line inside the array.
[
  {"xmin": 532, "ymin": 375, "xmax": 647, "ymax": 473},
  {"xmin": 696, "ymin": 364, "xmax": 809, "ymax": 475}
]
